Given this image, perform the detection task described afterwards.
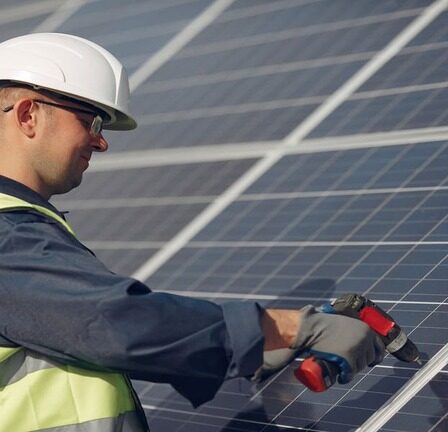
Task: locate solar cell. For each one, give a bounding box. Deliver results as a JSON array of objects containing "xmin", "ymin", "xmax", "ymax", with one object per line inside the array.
[
  {"xmin": 148, "ymin": 18, "xmax": 414, "ymax": 81},
  {"xmin": 192, "ymin": 0, "xmax": 430, "ymax": 45},
  {"xmin": 93, "ymin": 247, "xmax": 159, "ymax": 276},
  {"xmin": 0, "ymin": 14, "xmax": 54, "ymax": 41},
  {"xmin": 132, "ymin": 62, "xmax": 365, "ymax": 116},
  {"xmin": 105, "ymin": 104, "xmax": 317, "ymax": 150},
  {"xmin": 61, "ymin": 0, "xmax": 213, "ymax": 35},
  {"xmin": 311, "ymin": 11, "xmax": 448, "ymax": 138},
  {"xmin": 66, "ymin": 203, "xmax": 208, "ymax": 241},
  {"xmin": 57, "ymin": 0, "xmax": 215, "ymax": 74},
  {"xmin": 408, "ymin": 9, "xmax": 448, "ymax": 45},
  {"xmin": 101, "ymin": 5, "xmax": 421, "ymax": 150},
  {"xmin": 57, "ymin": 159, "xmax": 257, "ymax": 200}
]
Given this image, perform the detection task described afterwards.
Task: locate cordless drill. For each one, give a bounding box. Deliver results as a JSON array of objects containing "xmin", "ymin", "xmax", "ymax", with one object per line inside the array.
[{"xmin": 294, "ymin": 293, "xmax": 422, "ymax": 392}]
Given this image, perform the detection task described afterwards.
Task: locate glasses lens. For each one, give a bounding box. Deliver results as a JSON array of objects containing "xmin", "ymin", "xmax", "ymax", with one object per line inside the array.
[{"xmin": 91, "ymin": 115, "xmax": 103, "ymax": 137}]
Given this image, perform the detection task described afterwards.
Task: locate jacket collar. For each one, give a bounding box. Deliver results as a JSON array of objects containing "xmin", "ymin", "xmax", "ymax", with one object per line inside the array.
[{"xmin": 0, "ymin": 175, "xmax": 66, "ymax": 219}]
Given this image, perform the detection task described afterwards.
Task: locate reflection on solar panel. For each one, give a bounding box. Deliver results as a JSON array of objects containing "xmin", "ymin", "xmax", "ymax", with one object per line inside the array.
[{"xmin": 2, "ymin": 0, "xmax": 447, "ymax": 431}]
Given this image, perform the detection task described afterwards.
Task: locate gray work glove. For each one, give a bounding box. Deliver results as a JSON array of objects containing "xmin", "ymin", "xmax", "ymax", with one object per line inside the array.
[{"xmin": 253, "ymin": 305, "xmax": 385, "ymax": 384}]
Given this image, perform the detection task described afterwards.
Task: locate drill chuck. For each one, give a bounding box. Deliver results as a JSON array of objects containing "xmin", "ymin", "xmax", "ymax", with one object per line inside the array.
[{"xmin": 333, "ymin": 294, "xmax": 421, "ymax": 364}]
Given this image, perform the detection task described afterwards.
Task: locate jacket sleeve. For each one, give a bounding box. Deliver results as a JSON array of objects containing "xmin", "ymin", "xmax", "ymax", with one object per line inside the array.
[{"xmin": 0, "ymin": 212, "xmax": 264, "ymax": 406}]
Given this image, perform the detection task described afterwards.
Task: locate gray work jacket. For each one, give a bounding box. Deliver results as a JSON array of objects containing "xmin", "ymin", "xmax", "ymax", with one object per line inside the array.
[{"xmin": 0, "ymin": 175, "xmax": 264, "ymax": 408}]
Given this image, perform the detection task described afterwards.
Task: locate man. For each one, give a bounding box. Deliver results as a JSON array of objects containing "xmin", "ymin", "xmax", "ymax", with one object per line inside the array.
[{"xmin": 0, "ymin": 33, "xmax": 385, "ymax": 432}]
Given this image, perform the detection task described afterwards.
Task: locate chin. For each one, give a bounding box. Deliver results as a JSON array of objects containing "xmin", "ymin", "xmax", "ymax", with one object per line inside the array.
[{"xmin": 52, "ymin": 176, "xmax": 83, "ymax": 196}]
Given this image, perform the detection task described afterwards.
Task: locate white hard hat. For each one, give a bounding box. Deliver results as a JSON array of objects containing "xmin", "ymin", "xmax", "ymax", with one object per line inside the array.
[{"xmin": 0, "ymin": 33, "xmax": 137, "ymax": 130}]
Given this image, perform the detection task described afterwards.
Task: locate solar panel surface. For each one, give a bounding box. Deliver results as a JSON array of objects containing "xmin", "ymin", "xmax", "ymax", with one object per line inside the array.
[{"xmin": 1, "ymin": 0, "xmax": 447, "ymax": 431}]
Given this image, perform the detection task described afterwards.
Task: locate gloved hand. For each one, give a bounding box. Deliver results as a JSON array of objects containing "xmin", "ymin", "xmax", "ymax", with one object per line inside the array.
[{"xmin": 253, "ymin": 305, "xmax": 385, "ymax": 384}]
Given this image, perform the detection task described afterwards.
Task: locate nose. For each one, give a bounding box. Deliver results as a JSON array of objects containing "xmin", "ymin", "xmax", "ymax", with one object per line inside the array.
[{"xmin": 91, "ymin": 133, "xmax": 109, "ymax": 152}]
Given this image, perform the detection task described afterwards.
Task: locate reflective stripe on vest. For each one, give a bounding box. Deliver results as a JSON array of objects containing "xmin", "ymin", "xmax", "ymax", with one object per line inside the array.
[
  {"xmin": 0, "ymin": 192, "xmax": 76, "ymax": 236},
  {"xmin": 0, "ymin": 193, "xmax": 147, "ymax": 432}
]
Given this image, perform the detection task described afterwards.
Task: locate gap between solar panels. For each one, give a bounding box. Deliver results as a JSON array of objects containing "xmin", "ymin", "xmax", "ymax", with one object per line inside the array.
[
  {"xmin": 89, "ymin": 126, "xmax": 448, "ymax": 171},
  {"xmin": 356, "ymin": 343, "xmax": 448, "ymax": 432}
]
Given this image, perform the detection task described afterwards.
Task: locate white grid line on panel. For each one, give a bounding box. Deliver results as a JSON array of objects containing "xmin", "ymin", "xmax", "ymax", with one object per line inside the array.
[
  {"xmin": 140, "ymin": 290, "xmax": 448, "ymax": 306},
  {"xmin": 188, "ymin": 150, "xmax": 381, "ymax": 294},
  {"xmin": 309, "ymin": 287, "xmax": 448, "ymax": 432},
  {"xmin": 225, "ymin": 146, "xmax": 424, "ymax": 295},
  {"xmin": 97, "ymin": 0, "xmax": 320, "ymax": 53},
  {"xmin": 89, "ymin": 141, "xmax": 275, "ymax": 171},
  {"xmin": 428, "ymin": 412, "xmax": 448, "ymax": 432},
  {"xmin": 54, "ymin": 186, "xmax": 448, "ymax": 211},
  {"xmin": 307, "ymin": 238, "xmax": 448, "ymax": 431},
  {"xmin": 89, "ymin": 127, "xmax": 448, "ymax": 171},
  {"xmin": 131, "ymin": 151, "xmax": 285, "ymax": 281},
  {"xmin": 129, "ymin": 0, "xmax": 236, "ymax": 92},
  {"xmin": 186, "ymin": 240, "xmax": 448, "ymax": 248},
  {"xmin": 161, "ymin": 151, "xmax": 346, "ymax": 292},
  {"xmin": 32, "ymin": 0, "xmax": 88, "ymax": 33},
  {"xmin": 284, "ymin": 0, "xmax": 448, "ymax": 146},
  {"xmin": 139, "ymin": 51, "xmax": 375, "ymax": 93},
  {"xmin": 97, "ymin": 20, "xmax": 185, "ymax": 47},
  {"xmin": 176, "ymin": 8, "xmax": 422, "ymax": 59},
  {"xmin": 341, "ymin": 202, "xmax": 448, "ymax": 300},
  {"xmin": 137, "ymin": 96, "xmax": 326, "ymax": 125},
  {"xmin": 350, "ymin": 80, "xmax": 448, "ymax": 100},
  {"xmin": 143, "ymin": 403, "xmax": 311, "ymax": 431},
  {"xmin": 137, "ymin": 41, "xmax": 448, "ymax": 95},
  {"xmin": 0, "ymin": 0, "xmax": 62, "ymax": 26},
  {"xmin": 217, "ymin": 0, "xmax": 323, "ymax": 23},
  {"xmin": 131, "ymin": 1, "xmax": 447, "ymax": 282},
  {"xmin": 135, "ymin": 81, "xmax": 448, "ymax": 128},
  {"xmin": 68, "ymin": 0, "xmax": 201, "ymax": 32},
  {"xmin": 356, "ymin": 342, "xmax": 448, "ymax": 432},
  {"xmin": 86, "ymin": 241, "xmax": 165, "ymax": 250},
  {"xmin": 82, "ymin": 240, "xmax": 448, "ymax": 252},
  {"xmin": 57, "ymin": 196, "xmax": 216, "ymax": 210}
]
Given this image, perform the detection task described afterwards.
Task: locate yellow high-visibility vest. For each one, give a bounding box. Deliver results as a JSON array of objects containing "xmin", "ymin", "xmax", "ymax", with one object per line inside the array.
[{"xmin": 0, "ymin": 193, "xmax": 147, "ymax": 432}]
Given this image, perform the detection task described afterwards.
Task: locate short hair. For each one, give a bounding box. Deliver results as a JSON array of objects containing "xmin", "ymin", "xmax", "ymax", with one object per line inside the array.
[
  {"xmin": 0, "ymin": 85, "xmax": 53, "ymax": 136},
  {"xmin": 0, "ymin": 85, "xmax": 43, "ymax": 108},
  {"xmin": 0, "ymin": 84, "xmax": 55, "ymax": 114}
]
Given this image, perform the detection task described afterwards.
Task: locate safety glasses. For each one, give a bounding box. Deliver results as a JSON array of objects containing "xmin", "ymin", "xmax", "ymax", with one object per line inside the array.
[{"xmin": 1, "ymin": 99, "xmax": 104, "ymax": 137}]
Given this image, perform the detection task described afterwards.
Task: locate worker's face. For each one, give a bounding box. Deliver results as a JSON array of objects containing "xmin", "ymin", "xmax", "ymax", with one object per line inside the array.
[{"xmin": 32, "ymin": 97, "xmax": 109, "ymax": 196}]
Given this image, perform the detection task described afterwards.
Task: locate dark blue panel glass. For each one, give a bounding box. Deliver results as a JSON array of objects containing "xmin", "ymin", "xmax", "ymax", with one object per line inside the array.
[
  {"xmin": 310, "ymin": 87, "xmax": 448, "ymax": 137},
  {"xmin": 57, "ymin": 159, "xmax": 256, "ymax": 200},
  {"xmin": 149, "ymin": 17, "xmax": 413, "ymax": 82},
  {"xmin": 67, "ymin": 203, "xmax": 206, "ymax": 242},
  {"xmin": 60, "ymin": 0, "xmax": 213, "ymax": 37},
  {"xmin": 247, "ymin": 142, "xmax": 448, "ymax": 194},
  {"xmin": 133, "ymin": 61, "xmax": 365, "ymax": 117},
  {"xmin": 408, "ymin": 10, "xmax": 448, "ymax": 46},
  {"xmin": 359, "ymin": 47, "xmax": 448, "ymax": 91},
  {"xmin": 191, "ymin": 0, "xmax": 428, "ymax": 46},
  {"xmin": 106, "ymin": 105, "xmax": 316, "ymax": 150},
  {"xmin": 0, "ymin": 15, "xmax": 52, "ymax": 42},
  {"xmin": 94, "ymin": 248, "xmax": 157, "ymax": 276}
]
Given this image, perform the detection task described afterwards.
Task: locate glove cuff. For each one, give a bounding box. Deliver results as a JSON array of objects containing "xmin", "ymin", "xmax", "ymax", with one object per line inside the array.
[{"xmin": 290, "ymin": 305, "xmax": 320, "ymax": 351}]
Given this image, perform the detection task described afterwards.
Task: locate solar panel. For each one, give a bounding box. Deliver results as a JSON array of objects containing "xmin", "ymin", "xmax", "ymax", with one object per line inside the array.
[{"xmin": 1, "ymin": 0, "xmax": 447, "ymax": 431}]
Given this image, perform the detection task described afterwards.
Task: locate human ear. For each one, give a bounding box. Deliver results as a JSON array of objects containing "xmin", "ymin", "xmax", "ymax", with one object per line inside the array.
[{"xmin": 14, "ymin": 99, "xmax": 37, "ymax": 138}]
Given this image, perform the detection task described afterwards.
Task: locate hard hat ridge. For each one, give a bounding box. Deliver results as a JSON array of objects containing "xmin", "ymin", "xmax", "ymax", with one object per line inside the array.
[{"xmin": 0, "ymin": 33, "xmax": 137, "ymax": 131}]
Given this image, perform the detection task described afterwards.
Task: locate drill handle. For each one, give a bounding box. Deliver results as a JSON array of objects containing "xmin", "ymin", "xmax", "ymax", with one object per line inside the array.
[{"xmin": 294, "ymin": 356, "xmax": 340, "ymax": 392}]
